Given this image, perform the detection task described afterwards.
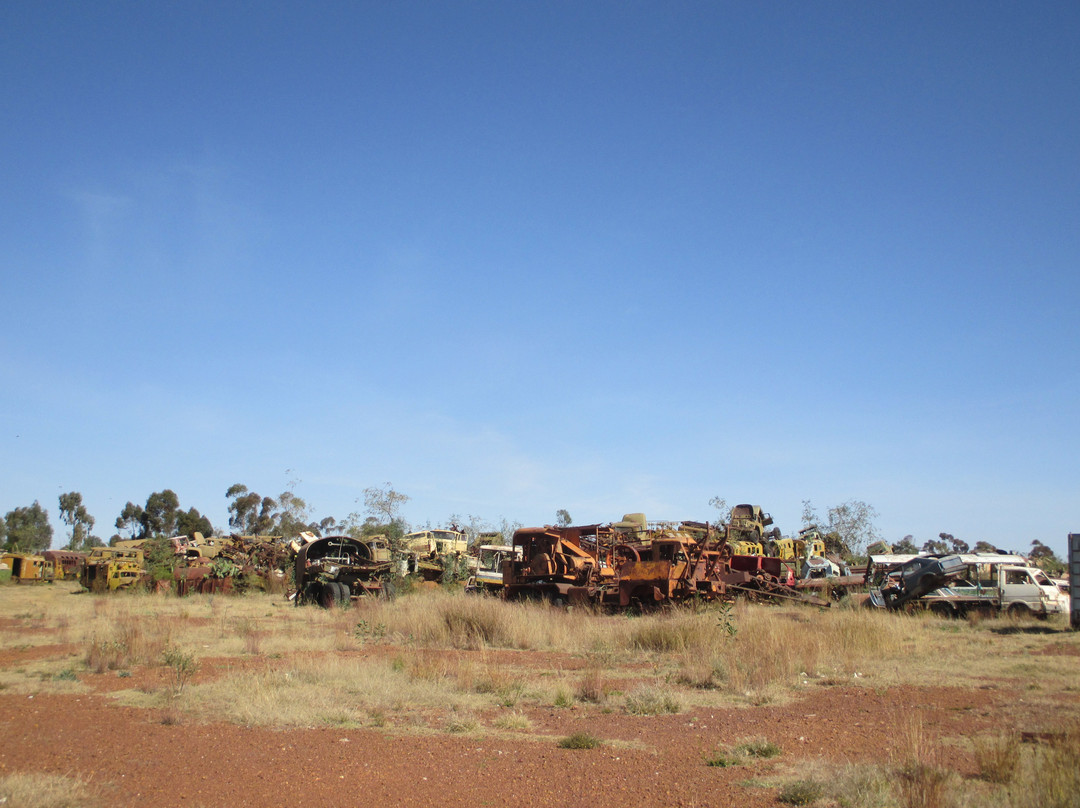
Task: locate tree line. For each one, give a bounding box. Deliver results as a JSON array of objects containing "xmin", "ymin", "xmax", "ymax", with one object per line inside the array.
[
  {"xmin": 0, "ymin": 488, "xmax": 1066, "ymax": 574},
  {"xmin": 0, "ymin": 482, "xmax": 522, "ymax": 556}
]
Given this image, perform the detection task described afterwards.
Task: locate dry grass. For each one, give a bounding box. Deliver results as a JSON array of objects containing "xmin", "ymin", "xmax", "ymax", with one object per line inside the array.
[
  {"xmin": 117, "ymin": 652, "xmax": 491, "ymax": 730},
  {"xmin": 624, "ymin": 683, "xmax": 683, "ymax": 715},
  {"xmin": 0, "ymin": 772, "xmax": 99, "ymax": 808},
  {"xmin": 492, "ymin": 710, "xmax": 532, "ymax": 731},
  {"xmin": 772, "ymin": 721, "xmax": 1080, "ymax": 808},
  {"xmin": 973, "ymin": 732, "xmax": 1020, "ymax": 784},
  {"xmin": 3, "ymin": 583, "xmax": 1080, "ymax": 749},
  {"xmin": 1006, "ymin": 723, "xmax": 1080, "ymax": 808}
]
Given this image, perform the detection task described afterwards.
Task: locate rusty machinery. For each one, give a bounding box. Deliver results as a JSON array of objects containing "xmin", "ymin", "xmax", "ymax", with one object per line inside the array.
[
  {"xmin": 502, "ymin": 515, "xmax": 825, "ymax": 609},
  {"xmin": 294, "ymin": 535, "xmax": 395, "ymax": 607}
]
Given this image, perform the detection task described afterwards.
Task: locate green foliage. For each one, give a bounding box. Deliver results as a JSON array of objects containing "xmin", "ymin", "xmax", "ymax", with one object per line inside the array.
[
  {"xmin": 209, "ymin": 558, "xmax": 241, "ymax": 579},
  {"xmin": 974, "ymin": 540, "xmax": 1003, "ymax": 553},
  {"xmin": 707, "ymin": 738, "xmax": 782, "ymax": 768},
  {"xmin": 226, "ymin": 484, "xmax": 277, "ymax": 535},
  {"xmin": 115, "ymin": 501, "xmax": 144, "ymax": 539},
  {"xmin": 58, "ymin": 491, "xmax": 96, "ymax": 551},
  {"xmin": 1029, "ymin": 540, "xmax": 1065, "ymax": 576},
  {"xmin": 557, "ymin": 731, "xmax": 602, "ymax": 749},
  {"xmin": 3, "ymin": 501, "xmax": 53, "ymax": 552},
  {"xmin": 704, "ymin": 750, "xmax": 737, "ymax": 767},
  {"xmin": 716, "ymin": 603, "xmax": 738, "ymax": 637},
  {"xmin": 894, "ymin": 535, "xmax": 918, "ymax": 553},
  {"xmin": 274, "ymin": 490, "xmax": 312, "ymax": 539},
  {"xmin": 144, "ymin": 537, "xmax": 178, "ymax": 581},
  {"xmin": 142, "ymin": 490, "xmax": 180, "ymax": 537},
  {"xmin": 226, "ymin": 482, "xmax": 320, "ymax": 539},
  {"xmin": 940, "ymin": 532, "xmax": 969, "ymax": 553},
  {"xmin": 440, "ymin": 553, "xmax": 472, "ymax": 584},
  {"xmin": 353, "ymin": 620, "xmax": 388, "ymax": 643},
  {"xmin": 802, "ymin": 499, "xmax": 881, "ymax": 559},
  {"xmin": 555, "ymin": 509, "xmax": 572, "ymax": 527},
  {"xmin": 176, "ymin": 507, "xmax": 213, "ymax": 539},
  {"xmin": 709, "ymin": 496, "xmax": 730, "ymax": 523},
  {"xmin": 922, "ymin": 537, "xmax": 949, "ymax": 554},
  {"xmin": 553, "ymin": 688, "xmax": 575, "ymax": 708},
  {"xmin": 161, "ymin": 646, "xmax": 199, "ymax": 694}
]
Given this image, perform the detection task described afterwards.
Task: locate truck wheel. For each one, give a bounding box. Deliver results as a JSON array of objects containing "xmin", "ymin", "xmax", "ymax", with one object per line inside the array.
[
  {"xmin": 317, "ymin": 583, "xmax": 337, "ymax": 609},
  {"xmin": 333, "ymin": 582, "xmax": 350, "ymax": 605},
  {"xmin": 930, "ymin": 602, "xmax": 953, "ymax": 618},
  {"xmin": 1007, "ymin": 602, "xmax": 1029, "ymax": 619}
]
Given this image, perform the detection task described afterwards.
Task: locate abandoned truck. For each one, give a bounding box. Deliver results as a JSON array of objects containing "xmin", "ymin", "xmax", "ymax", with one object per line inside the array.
[
  {"xmin": 872, "ymin": 554, "xmax": 967, "ymax": 610},
  {"xmin": 726, "ymin": 504, "xmax": 782, "ymax": 555},
  {"xmin": 502, "ymin": 523, "xmax": 619, "ymax": 603},
  {"xmin": 401, "ymin": 528, "xmax": 473, "ymax": 580},
  {"xmin": 294, "ymin": 535, "xmax": 394, "ymax": 606},
  {"xmin": 918, "ymin": 563, "xmax": 1067, "ymax": 618},
  {"xmin": 465, "ymin": 543, "xmax": 521, "ymax": 593},
  {"xmin": 79, "ymin": 547, "xmax": 145, "ymax": 593},
  {"xmin": 868, "ymin": 553, "xmax": 1066, "ymax": 617}
]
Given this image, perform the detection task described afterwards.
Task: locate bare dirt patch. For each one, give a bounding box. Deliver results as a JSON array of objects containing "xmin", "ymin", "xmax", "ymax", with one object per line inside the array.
[{"xmin": 1, "ymin": 585, "xmax": 1078, "ymax": 808}]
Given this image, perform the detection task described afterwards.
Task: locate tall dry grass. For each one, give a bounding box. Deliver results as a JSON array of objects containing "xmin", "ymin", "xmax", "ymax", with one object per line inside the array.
[
  {"xmin": 5, "ymin": 581, "xmax": 1079, "ymax": 751},
  {"xmin": 163, "ymin": 653, "xmax": 490, "ymax": 729},
  {"xmin": 1005, "ymin": 723, "xmax": 1080, "ymax": 808},
  {"xmin": 0, "ymin": 772, "xmax": 98, "ymax": 808}
]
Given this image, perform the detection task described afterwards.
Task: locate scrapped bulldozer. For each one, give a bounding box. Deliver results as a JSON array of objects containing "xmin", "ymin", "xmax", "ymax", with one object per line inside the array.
[{"xmin": 293, "ymin": 535, "xmax": 395, "ymax": 607}]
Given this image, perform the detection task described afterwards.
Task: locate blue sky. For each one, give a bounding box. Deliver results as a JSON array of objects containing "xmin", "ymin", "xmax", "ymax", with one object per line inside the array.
[{"xmin": 2, "ymin": 1, "xmax": 1077, "ymax": 555}]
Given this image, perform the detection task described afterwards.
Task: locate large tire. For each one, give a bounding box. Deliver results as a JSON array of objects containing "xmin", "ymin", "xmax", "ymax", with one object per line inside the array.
[
  {"xmin": 1007, "ymin": 602, "xmax": 1029, "ymax": 619},
  {"xmin": 332, "ymin": 582, "xmax": 350, "ymax": 605},
  {"xmin": 317, "ymin": 583, "xmax": 336, "ymax": 609},
  {"xmin": 929, "ymin": 602, "xmax": 954, "ymax": 619},
  {"xmin": 380, "ymin": 579, "xmax": 397, "ymax": 601}
]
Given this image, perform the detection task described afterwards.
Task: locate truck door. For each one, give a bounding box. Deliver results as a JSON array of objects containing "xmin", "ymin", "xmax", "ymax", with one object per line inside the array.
[{"xmin": 1001, "ymin": 567, "xmax": 1045, "ymax": 613}]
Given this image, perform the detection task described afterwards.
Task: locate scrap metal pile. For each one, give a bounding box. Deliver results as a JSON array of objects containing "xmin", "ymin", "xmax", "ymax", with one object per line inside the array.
[{"xmin": 501, "ymin": 509, "xmax": 833, "ymax": 609}]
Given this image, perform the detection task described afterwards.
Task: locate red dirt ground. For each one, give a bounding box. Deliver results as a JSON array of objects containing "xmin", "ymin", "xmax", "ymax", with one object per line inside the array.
[{"xmin": 0, "ymin": 643, "xmax": 1031, "ymax": 808}]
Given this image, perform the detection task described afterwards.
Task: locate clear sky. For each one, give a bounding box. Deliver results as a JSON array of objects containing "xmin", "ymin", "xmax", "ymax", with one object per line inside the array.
[{"xmin": 2, "ymin": 1, "xmax": 1077, "ymax": 555}]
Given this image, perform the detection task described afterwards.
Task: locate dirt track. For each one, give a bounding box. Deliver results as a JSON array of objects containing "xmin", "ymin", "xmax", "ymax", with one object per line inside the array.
[{"xmin": 0, "ymin": 663, "xmax": 1014, "ymax": 808}]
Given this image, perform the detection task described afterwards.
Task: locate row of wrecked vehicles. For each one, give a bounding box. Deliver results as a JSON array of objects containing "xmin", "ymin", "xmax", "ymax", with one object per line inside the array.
[
  {"xmin": 3, "ymin": 504, "xmax": 1068, "ymax": 619},
  {"xmin": 296, "ymin": 506, "xmax": 851, "ymax": 610}
]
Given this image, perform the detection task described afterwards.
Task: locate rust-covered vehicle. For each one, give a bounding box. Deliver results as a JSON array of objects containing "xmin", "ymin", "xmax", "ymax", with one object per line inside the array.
[
  {"xmin": 614, "ymin": 530, "xmax": 728, "ymax": 606},
  {"xmin": 42, "ymin": 550, "xmax": 86, "ymax": 580},
  {"xmin": 1, "ymin": 553, "xmax": 55, "ymax": 584},
  {"xmin": 504, "ymin": 515, "xmax": 828, "ymax": 610},
  {"xmin": 725, "ymin": 504, "xmax": 781, "ymax": 555},
  {"xmin": 614, "ymin": 528, "xmax": 806, "ymax": 607},
  {"xmin": 79, "ymin": 547, "xmax": 145, "ymax": 592},
  {"xmin": 501, "ymin": 524, "xmax": 619, "ymax": 604},
  {"xmin": 294, "ymin": 535, "xmax": 394, "ymax": 607}
]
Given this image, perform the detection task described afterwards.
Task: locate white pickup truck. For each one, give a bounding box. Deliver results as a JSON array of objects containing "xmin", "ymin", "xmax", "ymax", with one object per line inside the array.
[{"xmin": 920, "ymin": 563, "xmax": 1066, "ymax": 618}]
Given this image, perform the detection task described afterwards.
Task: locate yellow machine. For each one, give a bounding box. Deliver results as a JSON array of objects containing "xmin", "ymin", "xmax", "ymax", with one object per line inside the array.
[
  {"xmin": 79, "ymin": 547, "xmax": 145, "ymax": 592},
  {"xmin": 0, "ymin": 553, "xmax": 54, "ymax": 583}
]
